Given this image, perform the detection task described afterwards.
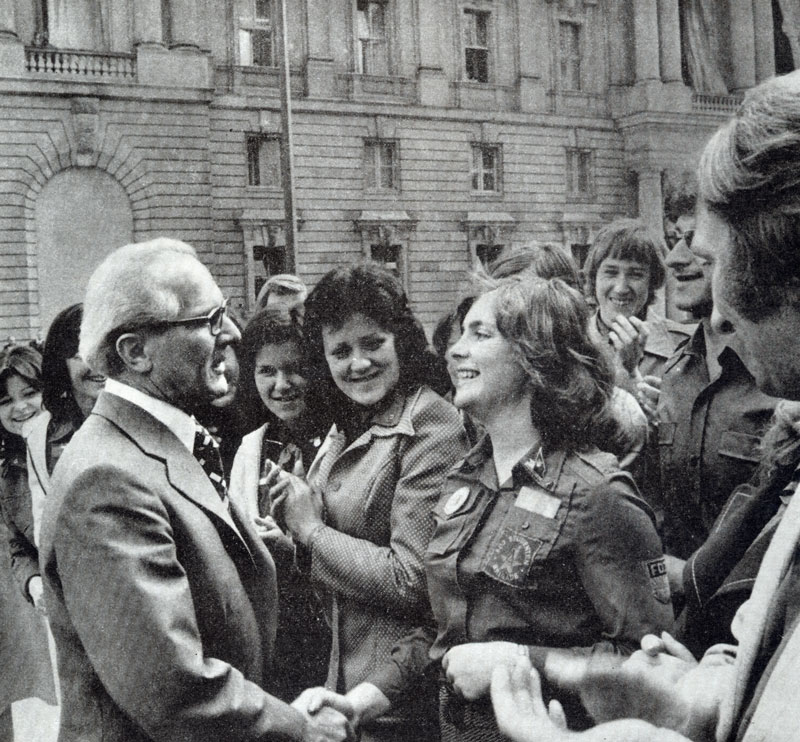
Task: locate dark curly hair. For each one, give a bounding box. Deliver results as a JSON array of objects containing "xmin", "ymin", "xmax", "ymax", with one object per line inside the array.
[{"xmin": 303, "ymin": 263, "xmax": 448, "ymax": 424}]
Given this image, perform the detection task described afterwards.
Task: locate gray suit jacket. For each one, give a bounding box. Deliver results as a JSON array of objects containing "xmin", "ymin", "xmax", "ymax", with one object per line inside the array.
[{"xmin": 40, "ymin": 391, "xmax": 306, "ymax": 742}]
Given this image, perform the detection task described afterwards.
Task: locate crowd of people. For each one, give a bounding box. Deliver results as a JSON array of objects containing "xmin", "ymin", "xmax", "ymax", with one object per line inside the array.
[{"xmin": 1, "ymin": 68, "xmax": 800, "ymax": 742}]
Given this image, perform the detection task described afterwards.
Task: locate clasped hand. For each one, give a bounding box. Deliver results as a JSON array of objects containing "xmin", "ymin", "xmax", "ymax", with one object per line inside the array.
[
  {"xmin": 442, "ymin": 641, "xmax": 524, "ymax": 700},
  {"xmin": 291, "ymin": 691, "xmax": 355, "ymax": 742},
  {"xmin": 262, "ymin": 462, "xmax": 324, "ymax": 546},
  {"xmin": 609, "ymin": 315, "xmax": 649, "ymax": 375}
]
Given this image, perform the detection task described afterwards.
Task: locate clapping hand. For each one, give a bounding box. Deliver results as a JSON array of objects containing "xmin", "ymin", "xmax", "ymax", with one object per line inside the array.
[
  {"xmin": 636, "ymin": 374, "xmax": 661, "ymax": 424},
  {"xmin": 610, "ymin": 315, "xmax": 649, "ymax": 375},
  {"xmin": 491, "ymin": 655, "xmax": 568, "ymax": 742}
]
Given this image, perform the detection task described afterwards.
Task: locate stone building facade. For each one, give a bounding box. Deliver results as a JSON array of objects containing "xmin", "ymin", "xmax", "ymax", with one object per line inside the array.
[{"xmin": 0, "ymin": 0, "xmax": 796, "ymax": 338}]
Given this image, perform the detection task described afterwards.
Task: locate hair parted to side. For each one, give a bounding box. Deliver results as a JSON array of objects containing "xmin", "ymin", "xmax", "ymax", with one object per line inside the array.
[
  {"xmin": 41, "ymin": 303, "xmax": 84, "ymax": 423},
  {"xmin": 490, "ymin": 241, "xmax": 582, "ymax": 289},
  {"xmin": 486, "ymin": 276, "xmax": 614, "ymax": 451},
  {"xmin": 698, "ymin": 69, "xmax": 800, "ymax": 321},
  {"xmin": 254, "ymin": 273, "xmax": 308, "ymax": 312},
  {"xmin": 583, "ymin": 218, "xmax": 667, "ymax": 313},
  {"xmin": 79, "ymin": 238, "xmax": 200, "ymax": 377},
  {"xmin": 303, "ymin": 262, "xmax": 448, "ymax": 413},
  {"xmin": 0, "ymin": 343, "xmax": 43, "ymax": 457}
]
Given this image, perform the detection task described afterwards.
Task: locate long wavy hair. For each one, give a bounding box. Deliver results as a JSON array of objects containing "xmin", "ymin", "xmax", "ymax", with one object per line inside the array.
[
  {"xmin": 303, "ymin": 263, "xmax": 448, "ymax": 427},
  {"xmin": 487, "ymin": 276, "xmax": 615, "ymax": 451}
]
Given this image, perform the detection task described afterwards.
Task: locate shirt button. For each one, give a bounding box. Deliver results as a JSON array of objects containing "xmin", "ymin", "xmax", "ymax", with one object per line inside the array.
[
  {"xmin": 521, "ymin": 522, "xmax": 530, "ymax": 530},
  {"xmin": 329, "ymin": 481, "xmax": 341, "ymax": 492}
]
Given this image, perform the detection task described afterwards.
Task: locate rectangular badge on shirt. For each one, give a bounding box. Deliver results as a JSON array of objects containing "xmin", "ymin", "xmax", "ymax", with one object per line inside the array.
[{"xmin": 515, "ymin": 486, "xmax": 561, "ymax": 519}]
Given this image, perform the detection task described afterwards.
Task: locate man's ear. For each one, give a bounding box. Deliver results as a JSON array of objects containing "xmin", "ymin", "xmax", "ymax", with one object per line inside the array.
[{"xmin": 115, "ymin": 332, "xmax": 153, "ymax": 373}]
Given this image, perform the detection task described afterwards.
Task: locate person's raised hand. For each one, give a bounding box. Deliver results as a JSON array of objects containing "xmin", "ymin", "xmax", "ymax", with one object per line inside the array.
[
  {"xmin": 491, "ymin": 654, "xmax": 569, "ymax": 742},
  {"xmin": 610, "ymin": 315, "xmax": 649, "ymax": 375}
]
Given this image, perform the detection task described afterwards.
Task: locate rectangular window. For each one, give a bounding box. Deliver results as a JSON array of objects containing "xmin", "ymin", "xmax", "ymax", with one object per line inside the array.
[
  {"xmin": 463, "ymin": 9, "xmax": 490, "ymax": 82},
  {"xmin": 566, "ymin": 148, "xmax": 593, "ymax": 199},
  {"xmin": 370, "ymin": 244, "xmax": 403, "ymax": 276},
  {"xmin": 246, "ymin": 135, "xmax": 282, "ymax": 188},
  {"xmin": 240, "ymin": 1, "xmax": 274, "ymax": 66},
  {"xmin": 471, "ymin": 144, "xmax": 501, "ymax": 193},
  {"xmin": 559, "ymin": 21, "xmax": 581, "ymax": 90},
  {"xmin": 356, "ymin": 0, "xmax": 389, "ymax": 75},
  {"xmin": 364, "ymin": 140, "xmax": 398, "ymax": 191}
]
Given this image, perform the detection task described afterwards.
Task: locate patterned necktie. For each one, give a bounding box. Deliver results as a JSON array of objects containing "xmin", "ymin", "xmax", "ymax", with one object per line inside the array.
[{"xmin": 193, "ymin": 423, "xmax": 228, "ymax": 505}]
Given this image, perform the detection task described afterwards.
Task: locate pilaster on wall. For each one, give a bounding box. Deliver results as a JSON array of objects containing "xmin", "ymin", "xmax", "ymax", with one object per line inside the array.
[
  {"xmin": 306, "ymin": 0, "xmax": 334, "ymax": 98},
  {"xmin": 518, "ymin": 0, "xmax": 547, "ymax": 112},
  {"xmin": 0, "ymin": 5, "xmax": 23, "ymax": 75},
  {"xmin": 417, "ymin": 0, "xmax": 447, "ymax": 106}
]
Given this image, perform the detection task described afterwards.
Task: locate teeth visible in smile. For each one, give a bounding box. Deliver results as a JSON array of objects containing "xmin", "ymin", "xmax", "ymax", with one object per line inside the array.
[{"xmin": 457, "ymin": 370, "xmax": 478, "ymax": 379}]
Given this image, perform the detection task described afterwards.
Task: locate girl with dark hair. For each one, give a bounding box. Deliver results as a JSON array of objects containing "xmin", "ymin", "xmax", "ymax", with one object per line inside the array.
[
  {"xmin": 0, "ymin": 342, "xmax": 57, "ymax": 742},
  {"xmin": 229, "ymin": 311, "xmax": 331, "ymax": 702},
  {"xmin": 276, "ymin": 263, "xmax": 468, "ymax": 742},
  {"xmin": 296, "ymin": 276, "xmax": 672, "ymax": 740},
  {"xmin": 25, "ymin": 303, "xmax": 105, "ymax": 545}
]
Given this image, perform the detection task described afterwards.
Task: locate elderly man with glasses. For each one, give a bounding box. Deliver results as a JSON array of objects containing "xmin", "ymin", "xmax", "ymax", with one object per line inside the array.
[{"xmin": 39, "ymin": 238, "xmax": 351, "ymax": 742}]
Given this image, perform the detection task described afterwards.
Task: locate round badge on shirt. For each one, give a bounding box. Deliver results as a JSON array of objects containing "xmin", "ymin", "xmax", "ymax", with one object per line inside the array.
[{"xmin": 444, "ymin": 486, "xmax": 470, "ymax": 515}]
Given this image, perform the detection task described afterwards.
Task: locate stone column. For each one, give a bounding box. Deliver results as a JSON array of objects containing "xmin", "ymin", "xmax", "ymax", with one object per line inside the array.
[
  {"xmin": 753, "ymin": 0, "xmax": 775, "ymax": 82},
  {"xmin": 133, "ymin": 0, "xmax": 164, "ymax": 47},
  {"xmin": 306, "ymin": 0, "xmax": 334, "ymax": 97},
  {"xmin": 634, "ymin": 0, "xmax": 661, "ymax": 82},
  {"xmin": 657, "ymin": 0, "xmax": 682, "ymax": 82},
  {"xmin": 0, "ymin": 2, "xmax": 18, "ymax": 41},
  {"xmin": 518, "ymin": 0, "xmax": 547, "ymax": 111},
  {"xmin": 170, "ymin": 0, "xmax": 199, "ymax": 50},
  {"xmin": 730, "ymin": 0, "xmax": 756, "ymax": 92},
  {"xmin": 417, "ymin": 0, "xmax": 448, "ymax": 105}
]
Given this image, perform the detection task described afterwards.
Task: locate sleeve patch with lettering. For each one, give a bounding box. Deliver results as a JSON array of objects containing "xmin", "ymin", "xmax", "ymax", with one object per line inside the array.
[{"xmin": 642, "ymin": 557, "xmax": 671, "ymax": 604}]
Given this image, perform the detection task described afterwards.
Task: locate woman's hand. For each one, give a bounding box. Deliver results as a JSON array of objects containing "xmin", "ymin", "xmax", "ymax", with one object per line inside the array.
[
  {"xmin": 258, "ymin": 459, "xmax": 292, "ymax": 520},
  {"xmin": 253, "ymin": 514, "xmax": 295, "ymax": 557},
  {"xmin": 636, "ymin": 375, "xmax": 661, "ymax": 424},
  {"xmin": 443, "ymin": 642, "xmax": 523, "ymax": 701},
  {"xmin": 276, "ymin": 471, "xmax": 325, "ymax": 546}
]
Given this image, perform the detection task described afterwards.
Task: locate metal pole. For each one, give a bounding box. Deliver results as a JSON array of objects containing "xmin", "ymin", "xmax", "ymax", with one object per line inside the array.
[{"xmin": 277, "ymin": 0, "xmax": 297, "ymax": 272}]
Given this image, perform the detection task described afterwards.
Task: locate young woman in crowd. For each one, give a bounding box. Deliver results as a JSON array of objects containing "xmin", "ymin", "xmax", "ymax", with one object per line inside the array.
[
  {"xmin": 0, "ymin": 343, "xmax": 57, "ymax": 742},
  {"xmin": 275, "ymin": 263, "xmax": 469, "ymax": 742},
  {"xmin": 583, "ymin": 219, "xmax": 692, "ymax": 393},
  {"xmin": 25, "ymin": 304, "xmax": 105, "ymax": 544},
  {"xmin": 296, "ymin": 275, "xmax": 673, "ymax": 740},
  {"xmin": 489, "ymin": 242, "xmax": 649, "ymax": 469},
  {"xmin": 228, "ymin": 312, "xmax": 331, "ymax": 702}
]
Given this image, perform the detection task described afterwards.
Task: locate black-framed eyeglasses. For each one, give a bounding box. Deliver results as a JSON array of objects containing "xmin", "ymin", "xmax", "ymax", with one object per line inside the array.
[{"xmin": 159, "ymin": 298, "xmax": 229, "ymax": 336}]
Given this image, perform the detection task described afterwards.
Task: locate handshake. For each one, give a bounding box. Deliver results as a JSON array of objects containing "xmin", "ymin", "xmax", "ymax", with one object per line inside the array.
[{"xmin": 291, "ymin": 683, "xmax": 391, "ymax": 742}]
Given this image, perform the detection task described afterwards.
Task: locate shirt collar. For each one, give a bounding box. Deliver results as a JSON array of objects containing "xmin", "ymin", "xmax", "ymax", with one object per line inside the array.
[{"xmin": 105, "ymin": 378, "xmax": 197, "ymax": 453}]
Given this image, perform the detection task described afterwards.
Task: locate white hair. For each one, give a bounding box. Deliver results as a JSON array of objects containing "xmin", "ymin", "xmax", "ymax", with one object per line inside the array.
[{"xmin": 79, "ymin": 238, "xmax": 206, "ymax": 377}]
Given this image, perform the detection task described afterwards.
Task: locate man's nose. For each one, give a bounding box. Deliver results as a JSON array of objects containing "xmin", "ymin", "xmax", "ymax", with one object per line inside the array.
[
  {"xmin": 710, "ymin": 304, "xmax": 735, "ymax": 336},
  {"xmin": 666, "ymin": 238, "xmax": 691, "ymax": 268},
  {"xmin": 220, "ymin": 314, "xmax": 241, "ymax": 343}
]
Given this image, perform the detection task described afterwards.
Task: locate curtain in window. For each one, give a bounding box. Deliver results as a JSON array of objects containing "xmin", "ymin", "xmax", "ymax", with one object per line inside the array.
[
  {"xmin": 679, "ymin": 0, "xmax": 728, "ymax": 94},
  {"xmin": 47, "ymin": 0, "xmax": 109, "ymax": 50}
]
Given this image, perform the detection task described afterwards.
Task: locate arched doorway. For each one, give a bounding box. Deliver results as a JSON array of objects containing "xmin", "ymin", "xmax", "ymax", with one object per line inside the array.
[{"xmin": 35, "ymin": 168, "xmax": 133, "ymax": 333}]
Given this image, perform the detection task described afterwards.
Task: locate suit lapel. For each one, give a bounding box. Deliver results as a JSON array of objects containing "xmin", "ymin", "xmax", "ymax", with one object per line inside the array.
[{"xmin": 93, "ymin": 392, "xmax": 247, "ymax": 550}]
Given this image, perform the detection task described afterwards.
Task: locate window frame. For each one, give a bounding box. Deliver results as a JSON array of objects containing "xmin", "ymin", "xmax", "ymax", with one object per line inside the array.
[
  {"xmin": 565, "ymin": 147, "xmax": 595, "ymax": 202},
  {"xmin": 557, "ymin": 19, "xmax": 582, "ymax": 92},
  {"xmin": 470, "ymin": 143, "xmax": 502, "ymax": 194},
  {"xmin": 462, "ymin": 7, "xmax": 491, "ymax": 83},
  {"xmin": 354, "ymin": 0, "xmax": 390, "ymax": 76},
  {"xmin": 239, "ymin": 0, "xmax": 276, "ymax": 67},
  {"xmin": 245, "ymin": 133, "xmax": 283, "ymax": 189},
  {"xmin": 364, "ymin": 139, "xmax": 400, "ymax": 193}
]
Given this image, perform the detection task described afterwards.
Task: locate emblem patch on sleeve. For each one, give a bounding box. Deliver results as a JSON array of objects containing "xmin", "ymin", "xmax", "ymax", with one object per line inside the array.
[{"xmin": 642, "ymin": 557, "xmax": 671, "ymax": 604}]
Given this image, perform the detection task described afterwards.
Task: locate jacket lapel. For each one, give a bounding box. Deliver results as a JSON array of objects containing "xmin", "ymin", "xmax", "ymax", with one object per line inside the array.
[{"xmin": 93, "ymin": 392, "xmax": 247, "ymax": 550}]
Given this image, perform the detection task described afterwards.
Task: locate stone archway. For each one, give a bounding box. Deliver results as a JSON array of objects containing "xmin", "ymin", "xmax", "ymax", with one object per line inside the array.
[{"xmin": 35, "ymin": 168, "xmax": 133, "ymax": 333}]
